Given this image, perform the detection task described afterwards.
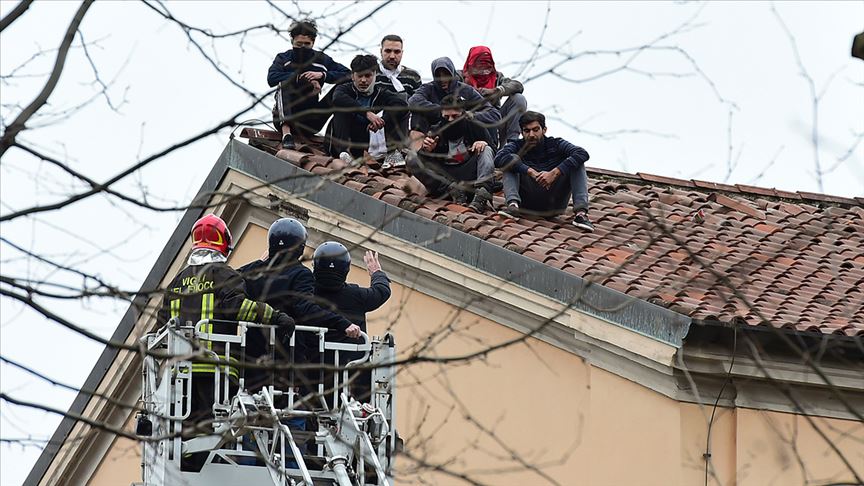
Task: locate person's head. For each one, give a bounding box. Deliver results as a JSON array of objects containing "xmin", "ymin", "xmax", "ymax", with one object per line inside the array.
[
  {"xmin": 267, "ymin": 218, "xmax": 307, "ymax": 263},
  {"xmin": 380, "ymin": 34, "xmax": 403, "ymax": 71},
  {"xmin": 440, "ymin": 94, "xmax": 465, "ymax": 122},
  {"xmin": 290, "ymin": 19, "xmax": 317, "ymax": 48},
  {"xmin": 465, "ymin": 46, "xmax": 495, "ymax": 76},
  {"xmin": 313, "ymin": 241, "xmax": 351, "ymax": 289},
  {"xmin": 350, "ymin": 54, "xmax": 378, "ymax": 93},
  {"xmin": 519, "ymin": 111, "xmax": 547, "ymax": 148},
  {"xmin": 430, "ymin": 57, "xmax": 456, "ymax": 92},
  {"xmin": 191, "ymin": 214, "xmax": 233, "ymax": 257}
]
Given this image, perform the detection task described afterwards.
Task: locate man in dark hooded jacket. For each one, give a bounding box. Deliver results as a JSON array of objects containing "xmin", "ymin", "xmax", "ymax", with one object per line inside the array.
[
  {"xmin": 408, "ymin": 57, "xmax": 500, "ymax": 150},
  {"xmin": 458, "ymin": 46, "xmax": 528, "ymax": 148},
  {"xmin": 407, "ymin": 94, "xmax": 496, "ymax": 213}
]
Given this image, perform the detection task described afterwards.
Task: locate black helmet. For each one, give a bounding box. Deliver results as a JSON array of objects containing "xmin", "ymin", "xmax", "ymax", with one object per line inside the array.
[
  {"xmin": 313, "ymin": 242, "xmax": 351, "ymax": 289},
  {"xmin": 268, "ymin": 218, "xmax": 307, "ymax": 262}
]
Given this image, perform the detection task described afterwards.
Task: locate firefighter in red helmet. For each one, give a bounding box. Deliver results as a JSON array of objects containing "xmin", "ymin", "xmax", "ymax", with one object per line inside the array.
[{"xmin": 157, "ymin": 214, "xmax": 294, "ymax": 465}]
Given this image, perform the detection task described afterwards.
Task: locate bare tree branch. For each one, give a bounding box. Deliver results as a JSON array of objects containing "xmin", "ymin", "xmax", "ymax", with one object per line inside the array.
[
  {"xmin": 0, "ymin": 0, "xmax": 94, "ymax": 158},
  {"xmin": 0, "ymin": 0, "xmax": 33, "ymax": 33}
]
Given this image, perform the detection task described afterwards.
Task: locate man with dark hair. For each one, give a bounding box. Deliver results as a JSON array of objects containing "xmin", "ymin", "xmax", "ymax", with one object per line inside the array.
[
  {"xmin": 494, "ymin": 111, "xmax": 594, "ymax": 232},
  {"xmin": 377, "ymin": 35, "xmax": 422, "ymax": 99},
  {"xmin": 375, "ymin": 35, "xmax": 422, "ymax": 167},
  {"xmin": 407, "ymin": 94, "xmax": 496, "ymax": 213},
  {"xmin": 407, "ymin": 57, "xmax": 500, "ymax": 152},
  {"xmin": 267, "ymin": 19, "xmax": 350, "ymax": 150},
  {"xmin": 458, "ymin": 46, "xmax": 528, "ymax": 148},
  {"xmin": 327, "ymin": 54, "xmax": 407, "ymax": 160}
]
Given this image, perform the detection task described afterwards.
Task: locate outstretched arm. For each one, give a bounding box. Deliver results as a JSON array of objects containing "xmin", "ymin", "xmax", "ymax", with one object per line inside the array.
[{"xmin": 358, "ymin": 251, "xmax": 392, "ymax": 312}]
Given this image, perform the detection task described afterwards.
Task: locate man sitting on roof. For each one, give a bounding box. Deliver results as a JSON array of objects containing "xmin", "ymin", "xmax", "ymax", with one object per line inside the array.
[
  {"xmin": 407, "ymin": 94, "xmax": 496, "ymax": 213},
  {"xmin": 374, "ymin": 34, "xmax": 423, "ymax": 167},
  {"xmin": 267, "ymin": 19, "xmax": 350, "ymax": 150},
  {"xmin": 495, "ymin": 111, "xmax": 594, "ymax": 232},
  {"xmin": 407, "ymin": 57, "xmax": 500, "ymax": 152},
  {"xmin": 326, "ymin": 54, "xmax": 407, "ymax": 163},
  {"xmin": 458, "ymin": 46, "xmax": 528, "ymax": 148}
]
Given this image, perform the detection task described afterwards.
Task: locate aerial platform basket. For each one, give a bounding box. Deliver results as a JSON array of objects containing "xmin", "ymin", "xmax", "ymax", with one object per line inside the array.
[{"xmin": 137, "ymin": 318, "xmax": 398, "ymax": 486}]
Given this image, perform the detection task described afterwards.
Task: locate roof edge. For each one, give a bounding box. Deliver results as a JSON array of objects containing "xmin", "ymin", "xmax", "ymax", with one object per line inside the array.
[{"xmin": 25, "ymin": 144, "xmax": 235, "ymax": 486}]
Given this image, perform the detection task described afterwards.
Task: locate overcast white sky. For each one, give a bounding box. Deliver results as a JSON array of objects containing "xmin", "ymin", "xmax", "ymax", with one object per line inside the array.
[{"xmin": 1, "ymin": 1, "xmax": 862, "ymax": 484}]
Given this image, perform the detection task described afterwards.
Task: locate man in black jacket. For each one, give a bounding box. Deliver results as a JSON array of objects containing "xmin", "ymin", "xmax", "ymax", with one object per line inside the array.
[
  {"xmin": 267, "ymin": 19, "xmax": 350, "ymax": 150},
  {"xmin": 326, "ymin": 54, "xmax": 407, "ymax": 160},
  {"xmin": 313, "ymin": 243, "xmax": 391, "ymax": 401},
  {"xmin": 407, "ymin": 94, "xmax": 496, "ymax": 213},
  {"xmin": 239, "ymin": 218, "xmax": 360, "ymax": 399},
  {"xmin": 494, "ymin": 111, "xmax": 594, "ymax": 232}
]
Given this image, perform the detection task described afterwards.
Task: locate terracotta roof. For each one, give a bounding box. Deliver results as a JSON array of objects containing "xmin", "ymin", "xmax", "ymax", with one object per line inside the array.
[{"xmin": 241, "ymin": 130, "xmax": 864, "ymax": 337}]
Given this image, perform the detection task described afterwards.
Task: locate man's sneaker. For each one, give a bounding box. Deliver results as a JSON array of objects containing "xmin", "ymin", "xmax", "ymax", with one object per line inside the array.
[
  {"xmin": 381, "ymin": 150, "xmax": 405, "ymax": 170},
  {"xmin": 498, "ymin": 202, "xmax": 520, "ymax": 219},
  {"xmin": 281, "ymin": 133, "xmax": 295, "ymax": 150},
  {"xmin": 573, "ymin": 211, "xmax": 594, "ymax": 232},
  {"xmin": 468, "ymin": 187, "xmax": 493, "ymax": 213},
  {"xmin": 339, "ymin": 152, "xmax": 354, "ymax": 165}
]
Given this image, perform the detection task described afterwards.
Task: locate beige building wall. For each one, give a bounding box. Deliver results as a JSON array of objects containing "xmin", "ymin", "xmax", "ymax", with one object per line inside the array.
[{"xmin": 85, "ymin": 224, "xmax": 864, "ymax": 486}]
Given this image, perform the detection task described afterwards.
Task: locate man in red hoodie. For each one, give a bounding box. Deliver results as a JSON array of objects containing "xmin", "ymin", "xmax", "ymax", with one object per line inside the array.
[{"xmin": 458, "ymin": 46, "xmax": 528, "ymax": 148}]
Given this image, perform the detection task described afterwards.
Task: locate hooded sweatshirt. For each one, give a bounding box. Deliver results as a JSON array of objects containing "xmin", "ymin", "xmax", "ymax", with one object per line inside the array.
[{"xmin": 408, "ymin": 57, "xmax": 500, "ymax": 126}]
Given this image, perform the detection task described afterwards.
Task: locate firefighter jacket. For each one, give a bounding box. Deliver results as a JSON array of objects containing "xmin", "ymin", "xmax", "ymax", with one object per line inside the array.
[{"xmin": 158, "ymin": 254, "xmax": 280, "ymax": 376}]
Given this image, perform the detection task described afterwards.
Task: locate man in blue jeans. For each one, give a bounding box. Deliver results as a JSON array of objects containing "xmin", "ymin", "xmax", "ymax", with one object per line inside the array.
[{"xmin": 494, "ymin": 111, "xmax": 593, "ymax": 232}]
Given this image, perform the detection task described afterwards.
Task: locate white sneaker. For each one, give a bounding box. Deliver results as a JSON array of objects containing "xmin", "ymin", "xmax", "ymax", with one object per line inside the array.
[
  {"xmin": 339, "ymin": 152, "xmax": 354, "ymax": 164},
  {"xmin": 381, "ymin": 150, "xmax": 405, "ymax": 170}
]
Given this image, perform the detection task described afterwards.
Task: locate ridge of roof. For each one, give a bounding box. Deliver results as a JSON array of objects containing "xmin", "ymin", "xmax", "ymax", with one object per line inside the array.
[{"xmin": 240, "ymin": 129, "xmax": 864, "ymax": 337}]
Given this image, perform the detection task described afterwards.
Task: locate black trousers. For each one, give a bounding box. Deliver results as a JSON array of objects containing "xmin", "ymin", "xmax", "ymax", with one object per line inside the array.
[
  {"xmin": 272, "ymin": 81, "xmax": 335, "ymax": 136},
  {"xmin": 326, "ymin": 112, "xmax": 408, "ymax": 158}
]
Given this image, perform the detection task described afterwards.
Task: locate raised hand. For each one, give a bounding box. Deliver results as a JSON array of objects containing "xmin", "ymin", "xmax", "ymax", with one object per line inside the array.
[{"xmin": 364, "ymin": 250, "xmax": 382, "ymax": 275}]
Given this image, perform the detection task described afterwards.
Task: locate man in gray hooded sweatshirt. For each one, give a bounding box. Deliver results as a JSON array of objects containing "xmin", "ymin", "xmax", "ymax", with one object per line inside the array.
[{"xmin": 408, "ymin": 57, "xmax": 501, "ymax": 149}]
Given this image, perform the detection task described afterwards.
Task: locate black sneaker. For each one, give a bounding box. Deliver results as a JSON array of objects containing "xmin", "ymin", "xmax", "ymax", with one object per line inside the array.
[
  {"xmin": 447, "ymin": 183, "xmax": 469, "ymax": 205},
  {"xmin": 498, "ymin": 202, "xmax": 520, "ymax": 219},
  {"xmin": 468, "ymin": 187, "xmax": 492, "ymax": 213},
  {"xmin": 573, "ymin": 211, "xmax": 594, "ymax": 232},
  {"xmin": 281, "ymin": 133, "xmax": 295, "ymax": 150}
]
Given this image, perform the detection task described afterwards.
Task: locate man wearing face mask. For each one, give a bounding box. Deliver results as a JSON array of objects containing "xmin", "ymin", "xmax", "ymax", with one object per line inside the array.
[
  {"xmin": 458, "ymin": 46, "xmax": 528, "ymax": 148},
  {"xmin": 267, "ymin": 19, "xmax": 350, "ymax": 150},
  {"xmin": 327, "ymin": 54, "xmax": 407, "ymax": 160},
  {"xmin": 407, "ymin": 57, "xmax": 500, "ymax": 152},
  {"xmin": 406, "ymin": 94, "xmax": 496, "ymax": 213}
]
